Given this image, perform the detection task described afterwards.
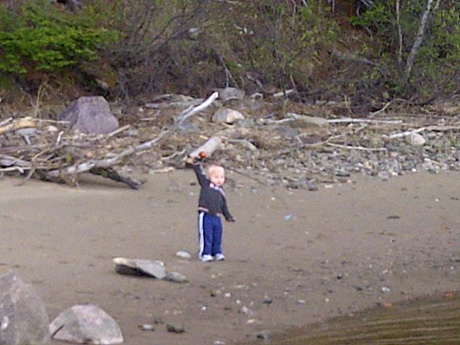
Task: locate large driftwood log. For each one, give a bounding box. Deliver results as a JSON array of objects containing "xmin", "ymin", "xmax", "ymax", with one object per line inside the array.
[
  {"xmin": 0, "ymin": 117, "xmax": 36, "ymax": 135},
  {"xmin": 189, "ymin": 136, "xmax": 223, "ymax": 159}
]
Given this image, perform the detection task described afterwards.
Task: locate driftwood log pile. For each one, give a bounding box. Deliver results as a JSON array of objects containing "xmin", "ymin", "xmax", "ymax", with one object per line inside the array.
[
  {"xmin": 1, "ymin": 91, "xmax": 459, "ymax": 189},
  {"xmin": 0, "ymin": 93, "xmax": 220, "ymax": 188}
]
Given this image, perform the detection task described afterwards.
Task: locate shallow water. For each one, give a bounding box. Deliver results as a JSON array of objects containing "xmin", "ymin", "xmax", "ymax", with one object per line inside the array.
[{"xmin": 251, "ymin": 293, "xmax": 460, "ymax": 345}]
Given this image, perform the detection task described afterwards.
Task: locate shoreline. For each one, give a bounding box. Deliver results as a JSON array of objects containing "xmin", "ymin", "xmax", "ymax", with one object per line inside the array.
[{"xmin": 242, "ymin": 290, "xmax": 460, "ymax": 345}]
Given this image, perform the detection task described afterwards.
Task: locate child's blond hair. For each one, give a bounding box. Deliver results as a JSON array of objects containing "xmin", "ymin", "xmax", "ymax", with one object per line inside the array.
[{"xmin": 207, "ymin": 164, "xmax": 225, "ymax": 177}]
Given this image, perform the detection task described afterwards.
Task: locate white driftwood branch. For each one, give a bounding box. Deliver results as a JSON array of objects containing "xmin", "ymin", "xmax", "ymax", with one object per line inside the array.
[
  {"xmin": 160, "ymin": 149, "xmax": 186, "ymax": 161},
  {"xmin": 327, "ymin": 118, "xmax": 403, "ymax": 125},
  {"xmin": 177, "ymin": 91, "xmax": 219, "ymax": 126},
  {"xmin": 0, "ymin": 155, "xmax": 31, "ymax": 168},
  {"xmin": 386, "ymin": 127, "xmax": 426, "ymax": 139},
  {"xmin": 266, "ymin": 116, "xmax": 402, "ymax": 126},
  {"xmin": 386, "ymin": 125, "xmax": 460, "ymax": 139},
  {"xmin": 326, "ymin": 143, "xmax": 387, "ymax": 152},
  {"xmin": 0, "ymin": 117, "xmax": 12, "ymax": 127},
  {"xmin": 369, "ymin": 101, "xmax": 393, "ymax": 117},
  {"xmin": 0, "ymin": 166, "xmax": 25, "ymax": 173},
  {"xmin": 0, "ymin": 117, "xmax": 36, "ymax": 135},
  {"xmin": 108, "ymin": 124, "xmax": 131, "ymax": 137},
  {"xmin": 273, "ymin": 89, "xmax": 295, "ymax": 98}
]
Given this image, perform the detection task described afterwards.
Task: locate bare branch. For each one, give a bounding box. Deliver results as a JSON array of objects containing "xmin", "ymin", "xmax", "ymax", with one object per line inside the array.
[{"xmin": 396, "ymin": 0, "xmax": 403, "ymax": 65}]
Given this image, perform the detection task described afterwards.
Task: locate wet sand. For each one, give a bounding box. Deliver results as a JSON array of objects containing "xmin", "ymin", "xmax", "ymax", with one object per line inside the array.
[{"xmin": 0, "ymin": 170, "xmax": 459, "ymax": 344}]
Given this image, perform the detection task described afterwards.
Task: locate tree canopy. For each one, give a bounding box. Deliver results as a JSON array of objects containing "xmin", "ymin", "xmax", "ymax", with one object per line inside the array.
[{"xmin": 0, "ymin": 0, "xmax": 458, "ymax": 105}]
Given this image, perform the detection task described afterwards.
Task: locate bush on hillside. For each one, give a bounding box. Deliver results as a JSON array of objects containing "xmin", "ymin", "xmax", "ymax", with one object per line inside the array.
[{"xmin": 0, "ymin": 0, "xmax": 117, "ymax": 91}]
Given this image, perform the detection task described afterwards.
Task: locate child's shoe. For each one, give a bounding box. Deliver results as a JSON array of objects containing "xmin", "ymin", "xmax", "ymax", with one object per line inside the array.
[
  {"xmin": 199, "ymin": 254, "xmax": 214, "ymax": 262},
  {"xmin": 215, "ymin": 253, "xmax": 225, "ymax": 261}
]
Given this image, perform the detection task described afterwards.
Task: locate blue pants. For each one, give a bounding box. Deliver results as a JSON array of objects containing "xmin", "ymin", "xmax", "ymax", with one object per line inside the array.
[{"xmin": 198, "ymin": 212, "xmax": 223, "ymax": 257}]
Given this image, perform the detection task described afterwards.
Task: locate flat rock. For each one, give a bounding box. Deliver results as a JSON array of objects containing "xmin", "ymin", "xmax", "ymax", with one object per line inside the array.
[
  {"xmin": 163, "ymin": 272, "xmax": 188, "ymax": 283},
  {"xmin": 50, "ymin": 304, "xmax": 123, "ymax": 344},
  {"xmin": 0, "ymin": 270, "xmax": 50, "ymax": 345},
  {"xmin": 212, "ymin": 107, "xmax": 245, "ymax": 124},
  {"xmin": 113, "ymin": 257, "xmax": 166, "ymax": 279},
  {"xmin": 58, "ymin": 96, "xmax": 119, "ymax": 134}
]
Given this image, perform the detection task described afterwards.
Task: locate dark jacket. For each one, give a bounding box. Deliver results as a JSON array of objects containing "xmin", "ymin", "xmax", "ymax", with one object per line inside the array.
[{"xmin": 192, "ymin": 162, "xmax": 234, "ymax": 221}]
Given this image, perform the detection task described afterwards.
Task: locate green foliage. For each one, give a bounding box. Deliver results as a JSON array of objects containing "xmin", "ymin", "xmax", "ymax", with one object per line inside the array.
[
  {"xmin": 0, "ymin": 0, "xmax": 118, "ymax": 75},
  {"xmin": 0, "ymin": 0, "xmax": 457, "ymax": 102},
  {"xmin": 352, "ymin": 0, "xmax": 460, "ymax": 97}
]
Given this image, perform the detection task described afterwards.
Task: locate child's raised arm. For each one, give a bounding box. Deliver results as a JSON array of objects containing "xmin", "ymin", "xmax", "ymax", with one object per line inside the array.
[
  {"xmin": 185, "ymin": 152, "xmax": 209, "ymax": 187},
  {"xmin": 192, "ymin": 161, "xmax": 209, "ymax": 187}
]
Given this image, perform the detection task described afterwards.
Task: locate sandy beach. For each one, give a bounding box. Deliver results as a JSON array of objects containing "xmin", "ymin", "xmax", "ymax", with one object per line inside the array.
[{"xmin": 1, "ymin": 169, "xmax": 459, "ymax": 344}]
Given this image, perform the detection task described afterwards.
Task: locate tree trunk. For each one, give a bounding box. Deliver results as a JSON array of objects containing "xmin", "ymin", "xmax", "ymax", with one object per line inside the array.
[{"xmin": 405, "ymin": 0, "xmax": 437, "ymax": 80}]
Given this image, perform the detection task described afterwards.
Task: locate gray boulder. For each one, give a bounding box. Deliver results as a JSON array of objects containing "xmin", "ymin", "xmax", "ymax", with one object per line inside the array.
[
  {"xmin": 59, "ymin": 96, "xmax": 119, "ymax": 134},
  {"xmin": 0, "ymin": 270, "xmax": 50, "ymax": 345},
  {"xmin": 50, "ymin": 304, "xmax": 123, "ymax": 344}
]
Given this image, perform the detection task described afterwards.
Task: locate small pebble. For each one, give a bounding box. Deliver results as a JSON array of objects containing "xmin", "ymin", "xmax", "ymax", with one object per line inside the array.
[
  {"xmin": 139, "ymin": 324, "xmax": 154, "ymax": 331},
  {"xmin": 263, "ymin": 297, "xmax": 273, "ymax": 305},
  {"xmin": 257, "ymin": 331, "xmax": 272, "ymax": 341},
  {"xmin": 176, "ymin": 251, "xmax": 192, "ymax": 259}
]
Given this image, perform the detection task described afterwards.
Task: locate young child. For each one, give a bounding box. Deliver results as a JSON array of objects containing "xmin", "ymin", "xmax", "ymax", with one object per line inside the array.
[{"xmin": 189, "ymin": 154, "xmax": 235, "ymax": 262}]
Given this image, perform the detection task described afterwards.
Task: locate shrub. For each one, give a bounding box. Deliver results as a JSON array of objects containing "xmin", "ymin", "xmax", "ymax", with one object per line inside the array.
[{"xmin": 0, "ymin": 0, "xmax": 117, "ymax": 75}]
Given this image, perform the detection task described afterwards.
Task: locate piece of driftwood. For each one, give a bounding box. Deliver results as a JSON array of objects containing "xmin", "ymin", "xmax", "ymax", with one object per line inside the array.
[
  {"xmin": 189, "ymin": 136, "xmax": 223, "ymax": 159},
  {"xmin": 327, "ymin": 118, "xmax": 403, "ymax": 125},
  {"xmin": 263, "ymin": 115, "xmax": 403, "ymax": 126},
  {"xmin": 385, "ymin": 125, "xmax": 460, "ymax": 139},
  {"xmin": 0, "ymin": 117, "xmax": 36, "ymax": 135},
  {"xmin": 326, "ymin": 143, "xmax": 387, "ymax": 152},
  {"xmin": 369, "ymin": 101, "xmax": 393, "ymax": 117},
  {"xmin": 386, "ymin": 127, "xmax": 426, "ymax": 139}
]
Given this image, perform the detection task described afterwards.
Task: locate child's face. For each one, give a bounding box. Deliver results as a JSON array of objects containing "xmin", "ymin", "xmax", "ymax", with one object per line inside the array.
[{"xmin": 209, "ymin": 166, "xmax": 225, "ymax": 187}]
